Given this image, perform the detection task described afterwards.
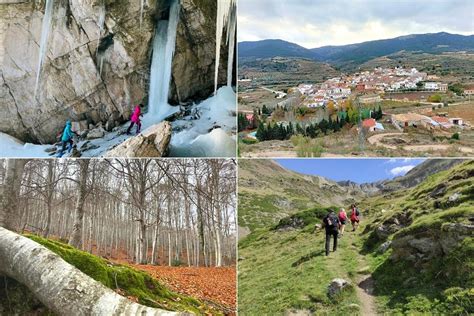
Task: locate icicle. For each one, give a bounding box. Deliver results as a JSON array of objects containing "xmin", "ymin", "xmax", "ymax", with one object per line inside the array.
[
  {"xmin": 99, "ymin": 54, "xmax": 104, "ymax": 76},
  {"xmin": 214, "ymin": 0, "xmax": 235, "ymax": 94},
  {"xmin": 96, "ymin": 2, "xmax": 106, "ymax": 56},
  {"xmin": 140, "ymin": 0, "xmax": 144, "ymax": 29},
  {"xmin": 34, "ymin": 0, "xmax": 55, "ymax": 99},
  {"xmin": 226, "ymin": 4, "xmax": 236, "ymax": 87},
  {"xmin": 147, "ymin": 0, "xmax": 180, "ymax": 120}
]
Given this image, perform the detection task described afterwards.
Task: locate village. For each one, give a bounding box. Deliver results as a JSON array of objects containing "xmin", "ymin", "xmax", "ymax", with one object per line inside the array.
[{"xmin": 238, "ymin": 66, "xmax": 474, "ymax": 157}]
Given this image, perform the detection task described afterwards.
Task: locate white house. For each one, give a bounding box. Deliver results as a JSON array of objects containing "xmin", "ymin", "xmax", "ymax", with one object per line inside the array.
[
  {"xmin": 449, "ymin": 118, "xmax": 463, "ymax": 126},
  {"xmin": 424, "ymin": 82, "xmax": 439, "ymax": 90}
]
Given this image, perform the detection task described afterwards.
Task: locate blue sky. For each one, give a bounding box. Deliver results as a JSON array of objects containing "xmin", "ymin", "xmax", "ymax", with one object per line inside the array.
[
  {"xmin": 238, "ymin": 0, "xmax": 474, "ymax": 47},
  {"xmin": 275, "ymin": 159, "xmax": 426, "ymax": 184}
]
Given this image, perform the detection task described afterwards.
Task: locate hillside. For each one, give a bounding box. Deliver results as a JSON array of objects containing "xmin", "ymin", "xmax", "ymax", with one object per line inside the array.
[
  {"xmin": 238, "ymin": 32, "xmax": 474, "ymax": 73},
  {"xmin": 238, "ymin": 159, "xmax": 462, "ymax": 232},
  {"xmin": 238, "ymin": 159, "xmax": 369, "ymax": 232},
  {"xmin": 238, "ymin": 160, "xmax": 473, "ymax": 315},
  {"xmin": 312, "ymin": 32, "xmax": 474, "ymax": 65},
  {"xmin": 239, "ymin": 39, "xmax": 316, "ymax": 59},
  {"xmin": 238, "ymin": 57, "xmax": 340, "ymax": 86}
]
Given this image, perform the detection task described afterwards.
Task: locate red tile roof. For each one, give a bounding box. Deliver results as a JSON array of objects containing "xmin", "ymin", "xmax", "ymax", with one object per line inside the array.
[
  {"xmin": 432, "ymin": 116, "xmax": 449, "ymax": 124},
  {"xmin": 362, "ymin": 118, "xmax": 376, "ymax": 128}
]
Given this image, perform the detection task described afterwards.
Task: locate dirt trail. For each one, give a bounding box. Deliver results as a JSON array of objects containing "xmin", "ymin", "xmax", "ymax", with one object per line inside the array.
[
  {"xmin": 242, "ymin": 150, "xmax": 297, "ymax": 158},
  {"xmin": 356, "ymin": 275, "xmax": 376, "ymax": 316},
  {"xmin": 351, "ymin": 236, "xmax": 377, "ymax": 316},
  {"xmin": 368, "ymin": 132, "xmax": 474, "ymax": 154},
  {"xmin": 324, "ymin": 234, "xmax": 378, "ymax": 315}
]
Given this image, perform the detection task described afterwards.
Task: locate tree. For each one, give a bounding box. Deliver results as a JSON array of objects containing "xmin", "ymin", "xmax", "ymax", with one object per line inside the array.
[
  {"xmin": 69, "ymin": 160, "xmax": 91, "ymax": 249},
  {"xmin": 428, "ymin": 94, "xmax": 442, "ymax": 103},
  {"xmin": 0, "ymin": 159, "xmax": 29, "ymax": 231},
  {"xmin": 0, "ymin": 228, "xmax": 182, "ymax": 316},
  {"xmin": 327, "ymin": 101, "xmax": 336, "ymax": 116},
  {"xmin": 256, "ymin": 122, "xmax": 266, "ymax": 141},
  {"xmin": 448, "ymin": 83, "xmax": 464, "ymax": 95}
]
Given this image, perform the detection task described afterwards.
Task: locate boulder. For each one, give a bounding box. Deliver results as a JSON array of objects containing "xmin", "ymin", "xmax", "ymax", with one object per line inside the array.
[
  {"xmin": 448, "ymin": 193, "xmax": 461, "ymax": 202},
  {"xmin": 327, "ymin": 278, "xmax": 351, "ymax": 298},
  {"xmin": 378, "ymin": 240, "xmax": 392, "ymax": 253},
  {"xmin": 86, "ymin": 126, "xmax": 106, "ymax": 140},
  {"xmin": 71, "ymin": 120, "xmax": 89, "ymax": 134},
  {"xmin": 104, "ymin": 122, "xmax": 171, "ymax": 157},
  {"xmin": 439, "ymin": 223, "xmax": 474, "ymax": 254}
]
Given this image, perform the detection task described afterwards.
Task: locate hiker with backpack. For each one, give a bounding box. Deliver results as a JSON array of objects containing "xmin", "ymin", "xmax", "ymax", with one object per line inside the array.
[
  {"xmin": 338, "ymin": 208, "xmax": 347, "ymax": 237},
  {"xmin": 322, "ymin": 209, "xmax": 341, "ymax": 256},
  {"xmin": 350, "ymin": 204, "xmax": 360, "ymax": 231}
]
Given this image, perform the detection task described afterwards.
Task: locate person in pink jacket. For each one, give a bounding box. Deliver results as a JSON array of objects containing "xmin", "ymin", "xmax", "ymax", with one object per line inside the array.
[{"xmin": 126, "ymin": 104, "xmax": 144, "ymax": 135}]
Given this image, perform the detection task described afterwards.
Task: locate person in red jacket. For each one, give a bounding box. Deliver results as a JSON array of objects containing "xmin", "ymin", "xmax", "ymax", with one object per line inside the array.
[
  {"xmin": 338, "ymin": 208, "xmax": 347, "ymax": 237},
  {"xmin": 126, "ymin": 104, "xmax": 144, "ymax": 135},
  {"xmin": 350, "ymin": 204, "xmax": 360, "ymax": 231}
]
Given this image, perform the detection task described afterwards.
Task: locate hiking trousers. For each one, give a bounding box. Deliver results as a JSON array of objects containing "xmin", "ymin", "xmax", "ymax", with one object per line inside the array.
[
  {"xmin": 325, "ymin": 230, "xmax": 338, "ymax": 256},
  {"xmin": 60, "ymin": 139, "xmax": 73, "ymax": 153},
  {"xmin": 127, "ymin": 121, "xmax": 141, "ymax": 134}
]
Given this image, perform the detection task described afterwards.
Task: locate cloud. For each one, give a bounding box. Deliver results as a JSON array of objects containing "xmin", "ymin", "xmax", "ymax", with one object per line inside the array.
[
  {"xmin": 238, "ymin": 0, "xmax": 474, "ymax": 47},
  {"xmin": 390, "ymin": 165, "xmax": 416, "ymax": 176}
]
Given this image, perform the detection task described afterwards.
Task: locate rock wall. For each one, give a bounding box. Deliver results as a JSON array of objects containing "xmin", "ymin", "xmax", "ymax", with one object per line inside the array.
[{"xmin": 0, "ymin": 0, "xmax": 230, "ymax": 143}]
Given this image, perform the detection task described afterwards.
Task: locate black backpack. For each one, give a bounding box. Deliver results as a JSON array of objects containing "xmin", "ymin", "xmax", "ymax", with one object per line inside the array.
[{"xmin": 326, "ymin": 213, "xmax": 339, "ymax": 228}]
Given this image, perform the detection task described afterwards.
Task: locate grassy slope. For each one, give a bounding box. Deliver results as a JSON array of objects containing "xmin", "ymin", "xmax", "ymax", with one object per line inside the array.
[
  {"xmin": 24, "ymin": 235, "xmax": 217, "ymax": 315},
  {"xmin": 239, "ymin": 160, "xmax": 473, "ymax": 315},
  {"xmin": 239, "ymin": 224, "xmax": 359, "ymax": 315},
  {"xmin": 357, "ymin": 160, "xmax": 474, "ymax": 314}
]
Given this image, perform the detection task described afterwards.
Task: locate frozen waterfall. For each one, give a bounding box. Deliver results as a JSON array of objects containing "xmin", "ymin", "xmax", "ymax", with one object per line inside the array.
[
  {"xmin": 146, "ymin": 0, "xmax": 180, "ymax": 121},
  {"xmin": 34, "ymin": 0, "xmax": 54, "ymax": 99},
  {"xmin": 214, "ymin": 0, "xmax": 236, "ymax": 94}
]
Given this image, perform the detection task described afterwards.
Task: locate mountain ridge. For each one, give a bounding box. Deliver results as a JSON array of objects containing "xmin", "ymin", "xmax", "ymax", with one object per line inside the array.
[{"xmin": 238, "ymin": 32, "xmax": 474, "ymax": 65}]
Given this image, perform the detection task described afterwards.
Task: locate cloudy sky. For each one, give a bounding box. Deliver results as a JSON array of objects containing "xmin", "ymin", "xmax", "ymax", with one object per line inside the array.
[
  {"xmin": 275, "ymin": 159, "xmax": 425, "ymax": 183},
  {"xmin": 238, "ymin": 0, "xmax": 474, "ymax": 48}
]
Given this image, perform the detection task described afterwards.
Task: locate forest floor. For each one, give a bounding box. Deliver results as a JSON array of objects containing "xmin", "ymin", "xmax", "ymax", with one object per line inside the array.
[{"xmin": 131, "ymin": 265, "xmax": 236, "ymax": 314}]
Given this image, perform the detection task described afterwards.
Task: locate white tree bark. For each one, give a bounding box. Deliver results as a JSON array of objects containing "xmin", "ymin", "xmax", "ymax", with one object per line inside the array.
[
  {"xmin": 0, "ymin": 159, "xmax": 28, "ymax": 230},
  {"xmin": 69, "ymin": 160, "xmax": 90, "ymax": 248},
  {"xmin": 0, "ymin": 227, "xmax": 191, "ymax": 316}
]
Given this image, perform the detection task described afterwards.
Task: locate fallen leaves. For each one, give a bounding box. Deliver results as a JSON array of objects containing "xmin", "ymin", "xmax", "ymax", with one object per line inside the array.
[{"xmin": 131, "ymin": 265, "xmax": 236, "ymax": 314}]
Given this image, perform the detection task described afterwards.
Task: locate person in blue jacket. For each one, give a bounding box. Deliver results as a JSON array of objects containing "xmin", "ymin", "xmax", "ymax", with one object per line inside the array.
[{"xmin": 57, "ymin": 120, "xmax": 77, "ymax": 157}]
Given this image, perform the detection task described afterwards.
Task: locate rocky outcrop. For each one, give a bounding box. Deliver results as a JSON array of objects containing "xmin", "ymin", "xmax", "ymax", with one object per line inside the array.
[
  {"xmin": 375, "ymin": 211, "xmax": 412, "ymax": 240},
  {"xmin": 390, "ymin": 222, "xmax": 474, "ymax": 266},
  {"xmin": 0, "ymin": 0, "xmax": 230, "ymax": 143},
  {"xmin": 105, "ymin": 121, "xmax": 171, "ymax": 157}
]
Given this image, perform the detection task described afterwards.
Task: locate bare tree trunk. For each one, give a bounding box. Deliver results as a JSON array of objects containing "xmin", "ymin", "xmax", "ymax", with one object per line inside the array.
[
  {"xmin": 0, "ymin": 159, "xmax": 28, "ymax": 231},
  {"xmin": 69, "ymin": 160, "xmax": 90, "ymax": 248},
  {"xmin": 0, "ymin": 227, "xmax": 188, "ymax": 315}
]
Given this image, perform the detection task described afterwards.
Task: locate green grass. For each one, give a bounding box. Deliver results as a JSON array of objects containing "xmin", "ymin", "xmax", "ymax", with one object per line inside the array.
[
  {"xmin": 357, "ymin": 161, "xmax": 474, "ymax": 314},
  {"xmin": 239, "ymin": 228, "xmax": 361, "ymax": 315},
  {"xmin": 25, "ymin": 235, "xmax": 216, "ymax": 315}
]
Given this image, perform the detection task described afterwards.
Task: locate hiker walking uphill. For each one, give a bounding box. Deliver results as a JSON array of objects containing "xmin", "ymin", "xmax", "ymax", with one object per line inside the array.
[
  {"xmin": 338, "ymin": 208, "xmax": 347, "ymax": 237},
  {"xmin": 350, "ymin": 204, "xmax": 360, "ymax": 231},
  {"xmin": 322, "ymin": 210, "xmax": 341, "ymax": 256},
  {"xmin": 126, "ymin": 104, "xmax": 144, "ymax": 135}
]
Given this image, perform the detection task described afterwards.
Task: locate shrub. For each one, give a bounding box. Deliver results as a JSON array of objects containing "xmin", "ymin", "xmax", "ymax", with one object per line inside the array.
[
  {"xmin": 451, "ymin": 133, "xmax": 460, "ymax": 140},
  {"xmin": 242, "ymin": 138, "xmax": 258, "ymax": 145}
]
